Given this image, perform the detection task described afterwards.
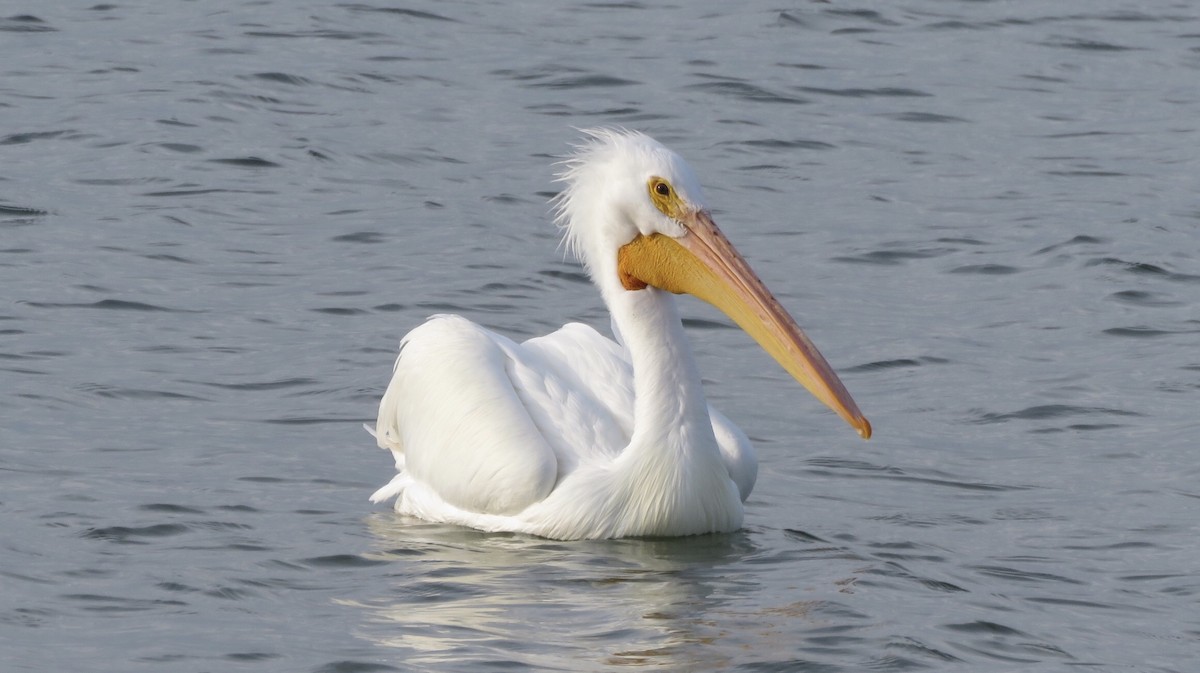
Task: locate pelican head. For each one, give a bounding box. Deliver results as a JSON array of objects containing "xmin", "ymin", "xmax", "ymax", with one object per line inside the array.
[{"xmin": 555, "ymin": 128, "xmax": 871, "ymax": 439}]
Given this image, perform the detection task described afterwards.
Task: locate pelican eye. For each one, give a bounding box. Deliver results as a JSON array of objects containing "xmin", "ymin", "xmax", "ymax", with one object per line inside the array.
[{"xmin": 647, "ymin": 176, "xmax": 684, "ymax": 219}]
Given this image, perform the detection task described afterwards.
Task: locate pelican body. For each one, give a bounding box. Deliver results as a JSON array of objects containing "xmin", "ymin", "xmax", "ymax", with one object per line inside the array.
[{"xmin": 370, "ymin": 129, "xmax": 869, "ymax": 540}]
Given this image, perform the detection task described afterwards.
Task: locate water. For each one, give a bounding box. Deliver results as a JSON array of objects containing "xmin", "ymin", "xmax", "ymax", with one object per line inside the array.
[{"xmin": 2, "ymin": 1, "xmax": 1198, "ymax": 670}]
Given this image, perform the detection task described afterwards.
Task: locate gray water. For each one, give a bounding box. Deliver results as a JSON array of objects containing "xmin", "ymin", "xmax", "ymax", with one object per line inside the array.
[{"xmin": 2, "ymin": 1, "xmax": 1198, "ymax": 671}]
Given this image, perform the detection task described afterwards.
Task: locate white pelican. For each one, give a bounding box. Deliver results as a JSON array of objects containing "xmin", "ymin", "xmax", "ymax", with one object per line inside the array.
[{"xmin": 369, "ymin": 129, "xmax": 870, "ymax": 540}]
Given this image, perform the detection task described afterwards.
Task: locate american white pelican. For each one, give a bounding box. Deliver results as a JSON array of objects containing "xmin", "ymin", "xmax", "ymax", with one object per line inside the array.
[{"xmin": 369, "ymin": 129, "xmax": 870, "ymax": 540}]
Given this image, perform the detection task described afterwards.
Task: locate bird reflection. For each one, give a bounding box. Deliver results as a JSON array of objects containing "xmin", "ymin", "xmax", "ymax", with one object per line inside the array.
[{"xmin": 351, "ymin": 513, "xmax": 773, "ymax": 670}]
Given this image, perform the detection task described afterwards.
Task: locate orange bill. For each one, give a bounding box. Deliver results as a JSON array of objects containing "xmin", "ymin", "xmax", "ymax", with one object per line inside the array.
[{"xmin": 618, "ymin": 210, "xmax": 871, "ymax": 439}]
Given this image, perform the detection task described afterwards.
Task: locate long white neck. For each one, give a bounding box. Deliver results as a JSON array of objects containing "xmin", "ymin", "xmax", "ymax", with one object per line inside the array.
[
  {"xmin": 608, "ymin": 288, "xmax": 713, "ymax": 445},
  {"xmin": 600, "ymin": 285, "xmax": 740, "ymax": 536}
]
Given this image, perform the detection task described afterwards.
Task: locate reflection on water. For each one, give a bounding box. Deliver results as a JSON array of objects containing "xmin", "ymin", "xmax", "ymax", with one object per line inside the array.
[
  {"xmin": 355, "ymin": 515, "xmax": 776, "ymax": 670},
  {"xmin": 352, "ymin": 514, "xmax": 1000, "ymax": 670}
]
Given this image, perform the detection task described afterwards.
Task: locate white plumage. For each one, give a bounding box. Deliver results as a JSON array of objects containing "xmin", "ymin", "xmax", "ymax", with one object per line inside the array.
[{"xmin": 370, "ymin": 129, "xmax": 869, "ymax": 540}]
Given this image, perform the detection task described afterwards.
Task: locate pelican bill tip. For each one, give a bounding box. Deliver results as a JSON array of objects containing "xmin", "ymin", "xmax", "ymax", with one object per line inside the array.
[{"xmin": 856, "ymin": 417, "xmax": 872, "ymax": 440}]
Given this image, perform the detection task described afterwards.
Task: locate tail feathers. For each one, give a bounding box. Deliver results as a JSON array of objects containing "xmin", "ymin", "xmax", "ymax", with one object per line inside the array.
[
  {"xmin": 364, "ymin": 422, "xmax": 405, "ymax": 453},
  {"xmin": 365, "ymin": 421, "xmax": 408, "ymax": 506},
  {"xmin": 370, "ymin": 472, "xmax": 409, "ymax": 504}
]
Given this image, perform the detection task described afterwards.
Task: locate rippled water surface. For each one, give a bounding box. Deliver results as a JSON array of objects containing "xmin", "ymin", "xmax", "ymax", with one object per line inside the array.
[{"xmin": 3, "ymin": 1, "xmax": 1199, "ymax": 671}]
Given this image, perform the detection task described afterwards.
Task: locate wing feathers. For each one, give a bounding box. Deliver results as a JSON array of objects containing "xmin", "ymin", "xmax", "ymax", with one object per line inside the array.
[{"xmin": 375, "ymin": 316, "xmax": 557, "ymax": 515}]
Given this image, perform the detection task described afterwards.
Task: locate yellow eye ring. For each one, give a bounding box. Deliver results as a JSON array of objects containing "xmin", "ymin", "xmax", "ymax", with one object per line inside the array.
[{"xmin": 647, "ymin": 177, "xmax": 684, "ymax": 219}]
